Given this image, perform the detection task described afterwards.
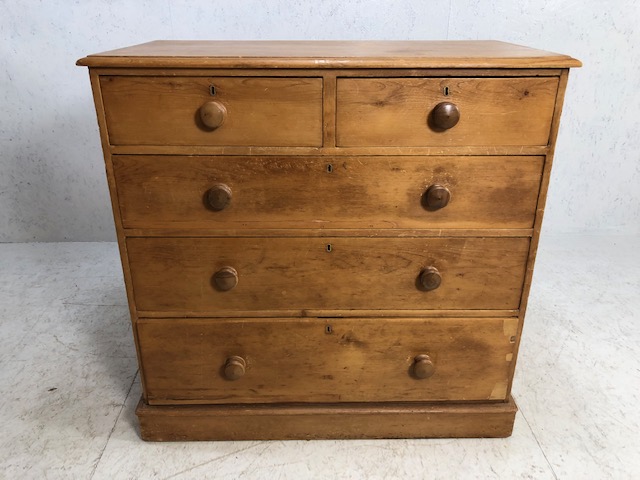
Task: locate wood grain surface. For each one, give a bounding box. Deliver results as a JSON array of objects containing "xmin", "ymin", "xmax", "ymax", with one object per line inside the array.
[
  {"xmin": 336, "ymin": 77, "xmax": 558, "ymax": 146},
  {"xmin": 137, "ymin": 317, "xmax": 517, "ymax": 404},
  {"xmin": 126, "ymin": 236, "xmax": 530, "ymax": 312},
  {"xmin": 113, "ymin": 155, "xmax": 543, "ymax": 230},
  {"xmin": 136, "ymin": 395, "xmax": 518, "ymax": 440},
  {"xmin": 100, "ymin": 76, "xmax": 323, "ymax": 146},
  {"xmin": 108, "ymin": 144, "xmax": 549, "ymax": 156},
  {"xmin": 77, "ymin": 40, "xmax": 581, "ymax": 69},
  {"xmin": 77, "ymin": 40, "xmax": 580, "ymax": 440},
  {"xmin": 123, "ymin": 227, "xmax": 533, "ymax": 239}
]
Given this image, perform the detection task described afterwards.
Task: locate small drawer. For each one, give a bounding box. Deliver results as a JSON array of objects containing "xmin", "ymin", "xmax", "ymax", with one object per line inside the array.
[
  {"xmin": 127, "ymin": 237, "xmax": 530, "ymax": 314},
  {"xmin": 113, "ymin": 155, "xmax": 543, "ymax": 230},
  {"xmin": 100, "ymin": 76, "xmax": 323, "ymax": 146},
  {"xmin": 336, "ymin": 77, "xmax": 558, "ymax": 146},
  {"xmin": 138, "ymin": 317, "xmax": 518, "ymax": 404}
]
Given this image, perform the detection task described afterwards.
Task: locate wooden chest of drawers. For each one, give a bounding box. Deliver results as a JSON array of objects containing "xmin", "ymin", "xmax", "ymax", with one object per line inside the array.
[{"xmin": 78, "ymin": 41, "xmax": 580, "ymax": 441}]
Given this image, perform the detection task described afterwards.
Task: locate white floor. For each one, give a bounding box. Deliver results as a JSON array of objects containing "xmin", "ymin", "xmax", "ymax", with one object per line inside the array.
[{"xmin": 0, "ymin": 234, "xmax": 638, "ymax": 479}]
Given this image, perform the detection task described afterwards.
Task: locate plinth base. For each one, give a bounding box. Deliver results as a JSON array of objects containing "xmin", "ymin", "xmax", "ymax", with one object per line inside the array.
[{"xmin": 136, "ymin": 396, "xmax": 517, "ymax": 441}]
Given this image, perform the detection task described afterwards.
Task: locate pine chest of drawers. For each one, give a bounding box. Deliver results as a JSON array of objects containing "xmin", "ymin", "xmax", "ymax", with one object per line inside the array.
[{"xmin": 78, "ymin": 41, "xmax": 580, "ymax": 441}]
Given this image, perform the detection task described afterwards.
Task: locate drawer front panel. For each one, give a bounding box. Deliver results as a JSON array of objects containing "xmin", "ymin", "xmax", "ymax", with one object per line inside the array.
[
  {"xmin": 138, "ymin": 317, "xmax": 517, "ymax": 404},
  {"xmin": 100, "ymin": 76, "xmax": 323, "ymax": 146},
  {"xmin": 114, "ymin": 155, "xmax": 543, "ymax": 229},
  {"xmin": 127, "ymin": 237, "xmax": 529, "ymax": 313},
  {"xmin": 336, "ymin": 77, "xmax": 558, "ymax": 146}
]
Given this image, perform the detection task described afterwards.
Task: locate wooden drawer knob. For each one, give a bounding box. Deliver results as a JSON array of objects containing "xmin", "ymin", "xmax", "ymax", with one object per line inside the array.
[
  {"xmin": 424, "ymin": 184, "xmax": 451, "ymax": 210},
  {"xmin": 413, "ymin": 354, "xmax": 436, "ymax": 379},
  {"xmin": 419, "ymin": 266, "xmax": 441, "ymax": 291},
  {"xmin": 199, "ymin": 101, "xmax": 227, "ymax": 129},
  {"xmin": 213, "ymin": 266, "xmax": 238, "ymax": 291},
  {"xmin": 206, "ymin": 183, "xmax": 232, "ymax": 211},
  {"xmin": 224, "ymin": 356, "xmax": 246, "ymax": 380},
  {"xmin": 430, "ymin": 102, "xmax": 460, "ymax": 130}
]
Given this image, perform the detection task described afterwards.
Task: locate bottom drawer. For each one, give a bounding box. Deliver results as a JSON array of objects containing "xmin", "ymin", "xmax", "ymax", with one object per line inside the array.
[{"xmin": 138, "ymin": 317, "xmax": 517, "ymax": 405}]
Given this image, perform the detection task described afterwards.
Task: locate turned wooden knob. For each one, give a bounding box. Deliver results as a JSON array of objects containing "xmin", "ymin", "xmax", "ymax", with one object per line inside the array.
[
  {"xmin": 419, "ymin": 266, "xmax": 441, "ymax": 291},
  {"xmin": 413, "ymin": 354, "xmax": 436, "ymax": 379},
  {"xmin": 206, "ymin": 184, "xmax": 232, "ymax": 211},
  {"xmin": 424, "ymin": 184, "xmax": 451, "ymax": 210},
  {"xmin": 430, "ymin": 102, "xmax": 460, "ymax": 130},
  {"xmin": 224, "ymin": 356, "xmax": 246, "ymax": 380},
  {"xmin": 213, "ymin": 266, "xmax": 238, "ymax": 291},
  {"xmin": 199, "ymin": 101, "xmax": 227, "ymax": 129}
]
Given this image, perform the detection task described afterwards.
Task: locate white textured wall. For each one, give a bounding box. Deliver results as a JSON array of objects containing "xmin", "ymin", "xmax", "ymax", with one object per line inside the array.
[{"xmin": 1, "ymin": 1, "xmax": 638, "ymax": 241}]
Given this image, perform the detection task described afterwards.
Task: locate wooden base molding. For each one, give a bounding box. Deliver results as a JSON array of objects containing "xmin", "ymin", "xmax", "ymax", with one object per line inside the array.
[{"xmin": 136, "ymin": 396, "xmax": 518, "ymax": 441}]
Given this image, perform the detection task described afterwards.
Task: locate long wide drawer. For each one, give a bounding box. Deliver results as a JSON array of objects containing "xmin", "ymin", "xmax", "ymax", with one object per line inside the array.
[
  {"xmin": 127, "ymin": 237, "xmax": 530, "ymax": 313},
  {"xmin": 114, "ymin": 155, "xmax": 543, "ymax": 229},
  {"xmin": 138, "ymin": 317, "xmax": 518, "ymax": 404},
  {"xmin": 100, "ymin": 76, "xmax": 323, "ymax": 146},
  {"xmin": 336, "ymin": 77, "xmax": 558, "ymax": 146}
]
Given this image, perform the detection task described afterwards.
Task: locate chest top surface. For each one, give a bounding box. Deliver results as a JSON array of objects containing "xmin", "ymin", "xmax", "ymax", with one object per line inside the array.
[{"xmin": 76, "ymin": 40, "xmax": 581, "ymax": 69}]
